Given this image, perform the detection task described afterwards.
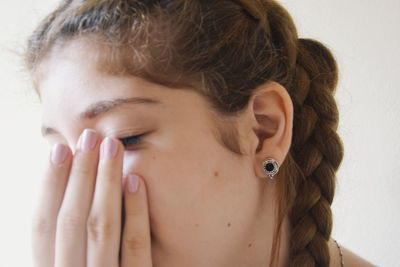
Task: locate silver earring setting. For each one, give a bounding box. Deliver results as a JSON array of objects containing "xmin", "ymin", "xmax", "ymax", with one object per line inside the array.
[{"xmin": 262, "ymin": 158, "xmax": 279, "ymax": 179}]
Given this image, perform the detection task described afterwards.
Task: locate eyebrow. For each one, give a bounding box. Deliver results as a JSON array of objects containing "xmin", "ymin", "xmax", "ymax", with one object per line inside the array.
[{"xmin": 41, "ymin": 96, "xmax": 163, "ymax": 137}]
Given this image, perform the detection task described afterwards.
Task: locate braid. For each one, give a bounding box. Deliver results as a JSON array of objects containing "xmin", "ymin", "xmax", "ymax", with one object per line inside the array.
[{"xmin": 287, "ymin": 38, "xmax": 345, "ymax": 266}]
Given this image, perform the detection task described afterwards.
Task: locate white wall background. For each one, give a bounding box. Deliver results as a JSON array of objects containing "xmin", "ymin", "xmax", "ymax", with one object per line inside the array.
[{"xmin": 0, "ymin": 1, "xmax": 399, "ymax": 266}]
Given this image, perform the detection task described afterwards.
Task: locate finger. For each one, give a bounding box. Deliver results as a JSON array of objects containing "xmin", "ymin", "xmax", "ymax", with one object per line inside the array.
[
  {"xmin": 121, "ymin": 175, "xmax": 152, "ymax": 267},
  {"xmin": 32, "ymin": 144, "xmax": 72, "ymax": 267},
  {"xmin": 87, "ymin": 137, "xmax": 124, "ymax": 267},
  {"xmin": 55, "ymin": 129, "xmax": 100, "ymax": 267}
]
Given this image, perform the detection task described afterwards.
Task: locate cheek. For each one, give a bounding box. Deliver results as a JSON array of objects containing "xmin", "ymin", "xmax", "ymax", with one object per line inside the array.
[
  {"xmin": 122, "ymin": 146, "xmax": 219, "ymax": 212},
  {"xmin": 120, "ymin": 134, "xmax": 254, "ymax": 252},
  {"xmin": 121, "ymin": 142, "xmax": 231, "ymax": 229}
]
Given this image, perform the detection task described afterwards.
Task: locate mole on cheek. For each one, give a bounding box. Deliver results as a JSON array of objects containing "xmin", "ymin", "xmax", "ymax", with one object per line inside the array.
[
  {"xmin": 248, "ymin": 242, "xmax": 253, "ymax": 248},
  {"xmin": 227, "ymin": 222, "xmax": 231, "ymax": 227},
  {"xmin": 214, "ymin": 171, "xmax": 219, "ymax": 177}
]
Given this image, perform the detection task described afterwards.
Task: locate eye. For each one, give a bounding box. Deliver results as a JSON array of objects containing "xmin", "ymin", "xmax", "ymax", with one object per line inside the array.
[{"xmin": 118, "ymin": 133, "xmax": 146, "ymax": 148}]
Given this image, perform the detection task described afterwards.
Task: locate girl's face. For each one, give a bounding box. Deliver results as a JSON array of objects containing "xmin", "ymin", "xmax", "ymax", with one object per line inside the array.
[{"xmin": 38, "ymin": 38, "xmax": 277, "ymax": 266}]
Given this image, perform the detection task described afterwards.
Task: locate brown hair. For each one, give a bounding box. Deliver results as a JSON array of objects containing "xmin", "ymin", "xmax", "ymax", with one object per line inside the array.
[{"xmin": 25, "ymin": 0, "xmax": 344, "ymax": 266}]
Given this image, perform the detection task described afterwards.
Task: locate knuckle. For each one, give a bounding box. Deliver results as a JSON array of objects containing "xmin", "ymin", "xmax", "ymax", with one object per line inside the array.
[
  {"xmin": 32, "ymin": 216, "xmax": 54, "ymax": 236},
  {"xmin": 70, "ymin": 154, "xmax": 97, "ymax": 176},
  {"xmin": 123, "ymin": 233, "xmax": 149, "ymax": 251},
  {"xmin": 57, "ymin": 212, "xmax": 85, "ymax": 233},
  {"xmin": 71, "ymin": 165, "xmax": 95, "ymax": 179},
  {"xmin": 41, "ymin": 167, "xmax": 67, "ymax": 188},
  {"xmin": 87, "ymin": 215, "xmax": 115, "ymax": 243},
  {"xmin": 97, "ymin": 172, "xmax": 119, "ymax": 185},
  {"xmin": 125, "ymin": 206, "xmax": 143, "ymax": 218},
  {"xmin": 40, "ymin": 173, "xmax": 59, "ymax": 187}
]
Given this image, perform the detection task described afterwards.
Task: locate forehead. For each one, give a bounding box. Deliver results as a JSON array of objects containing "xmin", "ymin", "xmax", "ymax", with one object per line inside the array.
[
  {"xmin": 37, "ymin": 38, "xmax": 166, "ymax": 105},
  {"xmin": 35, "ymin": 37, "xmax": 202, "ymax": 104},
  {"xmin": 37, "ymin": 38, "xmax": 113, "ymax": 95}
]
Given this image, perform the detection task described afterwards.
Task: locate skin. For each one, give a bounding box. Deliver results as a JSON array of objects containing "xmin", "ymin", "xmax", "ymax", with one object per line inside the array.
[{"xmin": 33, "ymin": 37, "xmax": 376, "ymax": 267}]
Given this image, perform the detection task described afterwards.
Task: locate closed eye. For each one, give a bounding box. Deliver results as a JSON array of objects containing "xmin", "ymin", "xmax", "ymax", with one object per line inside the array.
[{"xmin": 118, "ymin": 133, "xmax": 146, "ymax": 148}]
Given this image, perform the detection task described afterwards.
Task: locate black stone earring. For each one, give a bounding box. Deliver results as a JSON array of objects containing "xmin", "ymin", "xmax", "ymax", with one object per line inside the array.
[{"xmin": 262, "ymin": 158, "xmax": 279, "ymax": 179}]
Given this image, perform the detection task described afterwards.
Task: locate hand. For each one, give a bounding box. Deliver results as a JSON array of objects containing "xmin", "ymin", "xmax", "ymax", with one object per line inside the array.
[{"xmin": 32, "ymin": 129, "xmax": 152, "ymax": 267}]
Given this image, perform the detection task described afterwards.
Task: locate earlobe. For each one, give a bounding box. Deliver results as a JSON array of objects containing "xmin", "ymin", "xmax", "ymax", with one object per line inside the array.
[{"xmin": 249, "ymin": 81, "xmax": 294, "ymax": 178}]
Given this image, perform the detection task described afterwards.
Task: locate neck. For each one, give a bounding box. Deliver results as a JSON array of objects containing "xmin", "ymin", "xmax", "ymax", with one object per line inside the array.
[
  {"xmin": 151, "ymin": 182, "xmax": 291, "ymax": 267},
  {"xmin": 235, "ymin": 211, "xmax": 290, "ymax": 267}
]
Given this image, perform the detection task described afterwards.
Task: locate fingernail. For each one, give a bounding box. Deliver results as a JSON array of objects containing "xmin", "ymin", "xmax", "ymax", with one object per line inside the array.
[
  {"xmin": 101, "ymin": 137, "xmax": 118, "ymax": 161},
  {"xmin": 79, "ymin": 129, "xmax": 97, "ymax": 151},
  {"xmin": 126, "ymin": 174, "xmax": 139, "ymax": 193},
  {"xmin": 51, "ymin": 144, "xmax": 68, "ymax": 166}
]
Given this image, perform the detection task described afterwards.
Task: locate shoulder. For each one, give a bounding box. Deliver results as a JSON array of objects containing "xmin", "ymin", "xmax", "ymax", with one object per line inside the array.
[
  {"xmin": 328, "ymin": 238, "xmax": 377, "ymax": 267},
  {"xmin": 340, "ymin": 246, "xmax": 377, "ymax": 267}
]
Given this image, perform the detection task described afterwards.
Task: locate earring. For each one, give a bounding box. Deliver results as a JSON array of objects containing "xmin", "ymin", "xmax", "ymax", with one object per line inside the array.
[{"xmin": 262, "ymin": 158, "xmax": 279, "ymax": 179}]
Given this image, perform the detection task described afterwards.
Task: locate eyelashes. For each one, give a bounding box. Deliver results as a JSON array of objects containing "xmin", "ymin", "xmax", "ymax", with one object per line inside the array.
[{"xmin": 118, "ymin": 133, "xmax": 146, "ymax": 148}]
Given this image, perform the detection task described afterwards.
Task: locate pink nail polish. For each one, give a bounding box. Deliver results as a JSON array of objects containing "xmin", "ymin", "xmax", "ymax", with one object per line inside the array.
[
  {"xmin": 127, "ymin": 174, "xmax": 139, "ymax": 193},
  {"xmin": 79, "ymin": 129, "xmax": 97, "ymax": 151},
  {"xmin": 101, "ymin": 137, "xmax": 118, "ymax": 161},
  {"xmin": 51, "ymin": 144, "xmax": 68, "ymax": 166}
]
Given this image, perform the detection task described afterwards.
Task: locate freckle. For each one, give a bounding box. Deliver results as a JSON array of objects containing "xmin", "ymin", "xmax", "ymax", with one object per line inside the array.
[
  {"xmin": 152, "ymin": 156, "xmax": 156, "ymax": 160},
  {"xmin": 248, "ymin": 243, "xmax": 252, "ymax": 248},
  {"xmin": 195, "ymin": 223, "xmax": 199, "ymax": 227},
  {"xmin": 227, "ymin": 222, "xmax": 231, "ymax": 227},
  {"xmin": 214, "ymin": 171, "xmax": 219, "ymax": 177}
]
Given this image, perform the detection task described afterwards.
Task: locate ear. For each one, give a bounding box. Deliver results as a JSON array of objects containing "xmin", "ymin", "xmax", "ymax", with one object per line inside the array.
[{"xmin": 247, "ymin": 81, "xmax": 294, "ymax": 178}]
